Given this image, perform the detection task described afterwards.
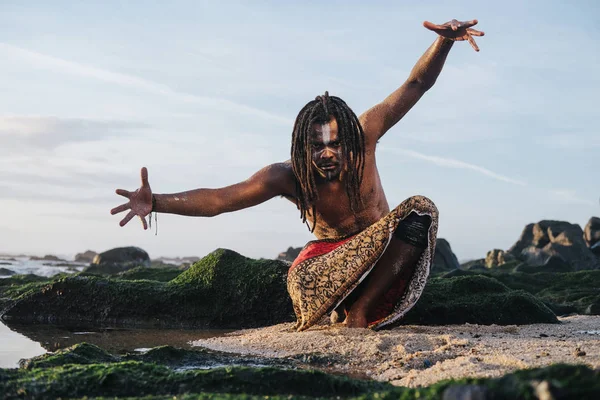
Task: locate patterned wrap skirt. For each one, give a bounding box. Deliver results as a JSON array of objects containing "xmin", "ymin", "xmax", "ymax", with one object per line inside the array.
[{"xmin": 287, "ymin": 195, "xmax": 439, "ymax": 331}]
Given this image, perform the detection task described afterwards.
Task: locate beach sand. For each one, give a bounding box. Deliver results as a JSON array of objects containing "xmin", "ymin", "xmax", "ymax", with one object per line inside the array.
[{"xmin": 193, "ymin": 315, "xmax": 600, "ymax": 387}]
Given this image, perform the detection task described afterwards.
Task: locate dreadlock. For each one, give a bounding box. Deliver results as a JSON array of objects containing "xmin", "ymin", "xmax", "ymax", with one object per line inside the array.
[{"xmin": 291, "ymin": 91, "xmax": 366, "ymax": 232}]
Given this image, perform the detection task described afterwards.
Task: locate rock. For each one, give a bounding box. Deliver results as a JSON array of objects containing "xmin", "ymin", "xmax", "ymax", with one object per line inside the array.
[
  {"xmin": 30, "ymin": 255, "xmax": 66, "ymax": 262},
  {"xmin": 276, "ymin": 247, "xmax": 302, "ymax": 262},
  {"xmin": 1, "ymin": 249, "xmax": 294, "ymax": 329},
  {"xmin": 402, "ymin": 275, "xmax": 558, "ymax": 325},
  {"xmin": 485, "ymin": 249, "xmax": 515, "ymax": 268},
  {"xmin": 585, "ymin": 301, "xmax": 600, "ymax": 316},
  {"xmin": 443, "ymin": 385, "xmax": 490, "ymax": 400},
  {"xmin": 87, "ymin": 247, "xmax": 150, "ymax": 274},
  {"xmin": 513, "ymin": 255, "xmax": 572, "ymax": 273},
  {"xmin": 584, "ymin": 217, "xmax": 600, "ymax": 253},
  {"xmin": 116, "ymin": 266, "xmax": 183, "ymax": 282},
  {"xmin": 508, "ymin": 220, "xmax": 599, "ymax": 270},
  {"xmin": 74, "ymin": 250, "xmax": 98, "ymax": 263},
  {"xmin": 0, "ymin": 267, "xmax": 15, "ymax": 276},
  {"xmin": 432, "ymin": 238, "xmax": 460, "ymax": 272}
]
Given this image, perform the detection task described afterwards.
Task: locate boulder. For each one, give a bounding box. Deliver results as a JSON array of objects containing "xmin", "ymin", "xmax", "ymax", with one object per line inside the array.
[
  {"xmin": 1, "ymin": 249, "xmax": 294, "ymax": 329},
  {"xmin": 402, "ymin": 275, "xmax": 557, "ymax": 325},
  {"xmin": 74, "ymin": 250, "xmax": 98, "ymax": 264},
  {"xmin": 87, "ymin": 247, "xmax": 150, "ymax": 274},
  {"xmin": 508, "ymin": 220, "xmax": 599, "ymax": 270},
  {"xmin": 276, "ymin": 247, "xmax": 302, "ymax": 263},
  {"xmin": 485, "ymin": 249, "xmax": 515, "ymax": 268},
  {"xmin": 432, "ymin": 238, "xmax": 460, "ymax": 272},
  {"xmin": 0, "ymin": 267, "xmax": 15, "ymax": 276},
  {"xmin": 584, "ymin": 217, "xmax": 600, "ymax": 254}
]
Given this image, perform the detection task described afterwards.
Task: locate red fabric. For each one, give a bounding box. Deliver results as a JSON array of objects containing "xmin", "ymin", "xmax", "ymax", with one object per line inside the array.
[{"xmin": 289, "ymin": 236, "xmax": 355, "ymax": 272}]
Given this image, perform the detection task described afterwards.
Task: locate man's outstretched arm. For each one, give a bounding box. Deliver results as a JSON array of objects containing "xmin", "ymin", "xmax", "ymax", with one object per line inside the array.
[
  {"xmin": 110, "ymin": 163, "xmax": 295, "ymax": 229},
  {"xmin": 360, "ymin": 19, "xmax": 484, "ymax": 144}
]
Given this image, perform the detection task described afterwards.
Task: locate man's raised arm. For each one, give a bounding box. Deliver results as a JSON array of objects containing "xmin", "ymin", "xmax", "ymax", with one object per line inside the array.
[
  {"xmin": 360, "ymin": 19, "xmax": 484, "ymax": 144},
  {"xmin": 110, "ymin": 163, "xmax": 296, "ymax": 229}
]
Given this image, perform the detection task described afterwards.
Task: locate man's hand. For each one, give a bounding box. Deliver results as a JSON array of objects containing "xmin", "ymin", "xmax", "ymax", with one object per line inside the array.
[
  {"xmin": 424, "ymin": 19, "xmax": 484, "ymax": 52},
  {"xmin": 111, "ymin": 167, "xmax": 153, "ymax": 229}
]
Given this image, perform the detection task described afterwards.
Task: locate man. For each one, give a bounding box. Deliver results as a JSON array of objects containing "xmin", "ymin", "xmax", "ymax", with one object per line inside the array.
[{"xmin": 111, "ymin": 19, "xmax": 484, "ymax": 330}]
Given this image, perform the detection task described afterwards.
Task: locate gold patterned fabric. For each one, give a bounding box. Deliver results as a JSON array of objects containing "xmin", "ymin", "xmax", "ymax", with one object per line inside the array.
[{"xmin": 287, "ymin": 195, "xmax": 439, "ymax": 331}]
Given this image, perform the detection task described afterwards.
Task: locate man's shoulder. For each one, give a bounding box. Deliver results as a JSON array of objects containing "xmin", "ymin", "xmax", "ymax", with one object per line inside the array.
[{"xmin": 260, "ymin": 161, "xmax": 297, "ymax": 194}]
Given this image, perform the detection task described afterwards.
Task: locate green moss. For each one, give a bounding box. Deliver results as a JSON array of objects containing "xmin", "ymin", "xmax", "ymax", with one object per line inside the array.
[
  {"xmin": 1, "ymin": 362, "xmax": 387, "ymax": 399},
  {"xmin": 403, "ymin": 275, "xmax": 558, "ymax": 325},
  {"xmin": 2, "ymin": 346, "xmax": 599, "ymax": 400},
  {"xmin": 117, "ymin": 267, "xmax": 183, "ymax": 282},
  {"xmin": 456, "ymin": 270, "xmax": 600, "ymax": 315},
  {"xmin": 1, "ymin": 249, "xmax": 294, "ymax": 329},
  {"xmin": 20, "ymin": 343, "xmax": 118, "ymax": 369}
]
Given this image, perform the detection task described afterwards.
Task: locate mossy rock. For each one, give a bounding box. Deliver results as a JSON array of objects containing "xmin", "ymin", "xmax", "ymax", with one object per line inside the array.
[
  {"xmin": 116, "ymin": 266, "xmax": 183, "ymax": 282},
  {"xmin": 1, "ymin": 249, "xmax": 294, "ymax": 329},
  {"xmin": 3, "ymin": 345, "xmax": 600, "ymax": 399},
  {"xmin": 465, "ymin": 270, "xmax": 600, "ymax": 315},
  {"xmin": 402, "ymin": 275, "xmax": 558, "ymax": 325},
  {"xmin": 20, "ymin": 342, "xmax": 294, "ymax": 371}
]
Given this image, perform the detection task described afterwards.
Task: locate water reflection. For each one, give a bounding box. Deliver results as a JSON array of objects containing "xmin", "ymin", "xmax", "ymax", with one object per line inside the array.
[{"xmin": 0, "ymin": 319, "xmax": 231, "ymax": 368}]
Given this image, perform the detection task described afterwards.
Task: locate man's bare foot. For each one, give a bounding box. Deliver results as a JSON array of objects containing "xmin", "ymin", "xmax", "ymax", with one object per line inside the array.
[{"xmin": 344, "ymin": 311, "xmax": 368, "ymax": 328}]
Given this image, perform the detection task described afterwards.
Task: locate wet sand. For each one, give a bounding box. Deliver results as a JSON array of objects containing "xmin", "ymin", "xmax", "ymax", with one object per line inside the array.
[{"xmin": 193, "ymin": 315, "xmax": 600, "ymax": 387}]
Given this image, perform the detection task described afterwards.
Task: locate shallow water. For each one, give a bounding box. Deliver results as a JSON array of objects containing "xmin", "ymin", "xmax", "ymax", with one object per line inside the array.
[
  {"xmin": 0, "ymin": 256, "xmax": 86, "ymax": 278},
  {"xmin": 0, "ymin": 319, "xmax": 231, "ymax": 368}
]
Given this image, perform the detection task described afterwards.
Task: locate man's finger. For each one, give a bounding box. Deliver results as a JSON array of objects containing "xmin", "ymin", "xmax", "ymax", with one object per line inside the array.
[
  {"xmin": 467, "ymin": 28, "xmax": 485, "ymax": 37},
  {"xmin": 110, "ymin": 202, "xmax": 130, "ymax": 215},
  {"xmin": 119, "ymin": 210, "xmax": 136, "ymax": 227},
  {"xmin": 461, "ymin": 19, "xmax": 478, "ymax": 29},
  {"xmin": 450, "ymin": 19, "xmax": 459, "ymax": 31},
  {"xmin": 423, "ymin": 21, "xmax": 445, "ymax": 31},
  {"xmin": 466, "ymin": 33, "xmax": 480, "ymax": 52},
  {"xmin": 116, "ymin": 189, "xmax": 131, "ymax": 198},
  {"xmin": 140, "ymin": 215, "xmax": 148, "ymax": 230},
  {"xmin": 141, "ymin": 167, "xmax": 149, "ymax": 187}
]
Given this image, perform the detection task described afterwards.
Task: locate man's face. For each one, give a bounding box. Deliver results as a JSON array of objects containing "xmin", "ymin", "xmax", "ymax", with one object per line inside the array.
[{"xmin": 311, "ymin": 116, "xmax": 344, "ymax": 181}]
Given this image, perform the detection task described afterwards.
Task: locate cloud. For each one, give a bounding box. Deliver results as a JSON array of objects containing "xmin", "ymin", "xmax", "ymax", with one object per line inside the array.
[
  {"xmin": 0, "ymin": 42, "xmax": 292, "ymax": 125},
  {"xmin": 0, "ymin": 116, "xmax": 148, "ymax": 150},
  {"xmin": 380, "ymin": 146, "xmax": 527, "ymax": 186}
]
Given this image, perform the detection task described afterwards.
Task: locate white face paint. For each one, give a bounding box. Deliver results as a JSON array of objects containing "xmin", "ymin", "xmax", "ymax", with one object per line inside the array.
[{"xmin": 321, "ymin": 123, "xmax": 331, "ymax": 145}]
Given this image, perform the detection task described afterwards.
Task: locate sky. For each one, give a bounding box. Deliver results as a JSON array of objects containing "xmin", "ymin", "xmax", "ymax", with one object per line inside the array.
[{"xmin": 0, "ymin": 1, "xmax": 598, "ymax": 261}]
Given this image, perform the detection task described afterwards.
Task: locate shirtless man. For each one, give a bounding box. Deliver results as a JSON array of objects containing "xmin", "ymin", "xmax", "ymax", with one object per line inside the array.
[{"xmin": 111, "ymin": 19, "xmax": 484, "ymax": 329}]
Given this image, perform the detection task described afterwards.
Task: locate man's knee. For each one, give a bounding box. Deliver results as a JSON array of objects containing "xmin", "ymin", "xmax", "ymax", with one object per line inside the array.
[{"xmin": 394, "ymin": 212, "xmax": 431, "ymax": 249}]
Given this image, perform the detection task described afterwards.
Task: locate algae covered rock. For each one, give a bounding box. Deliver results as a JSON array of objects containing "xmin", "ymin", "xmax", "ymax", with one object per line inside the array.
[
  {"xmin": 4, "ymin": 343, "xmax": 600, "ymax": 400},
  {"xmin": 402, "ymin": 275, "xmax": 558, "ymax": 325},
  {"xmin": 1, "ymin": 249, "xmax": 294, "ymax": 329},
  {"xmin": 116, "ymin": 266, "xmax": 183, "ymax": 282},
  {"xmin": 0, "ymin": 267, "xmax": 16, "ymax": 276}
]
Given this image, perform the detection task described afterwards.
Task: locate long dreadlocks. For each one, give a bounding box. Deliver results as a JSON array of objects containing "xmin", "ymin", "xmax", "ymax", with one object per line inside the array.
[{"xmin": 291, "ymin": 91, "xmax": 366, "ymax": 232}]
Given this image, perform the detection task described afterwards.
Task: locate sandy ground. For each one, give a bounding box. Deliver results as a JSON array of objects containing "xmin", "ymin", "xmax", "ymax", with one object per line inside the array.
[{"xmin": 193, "ymin": 315, "xmax": 600, "ymax": 387}]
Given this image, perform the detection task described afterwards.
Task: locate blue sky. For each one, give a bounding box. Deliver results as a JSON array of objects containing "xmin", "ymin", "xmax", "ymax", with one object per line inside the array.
[{"xmin": 0, "ymin": 1, "xmax": 598, "ymax": 261}]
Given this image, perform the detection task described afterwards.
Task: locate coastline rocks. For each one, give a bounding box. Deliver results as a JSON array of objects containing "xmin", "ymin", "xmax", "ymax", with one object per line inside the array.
[
  {"xmin": 584, "ymin": 217, "xmax": 600, "ymax": 255},
  {"xmin": 432, "ymin": 239, "xmax": 460, "ymax": 272},
  {"xmin": 0, "ymin": 267, "xmax": 15, "ymax": 276},
  {"xmin": 485, "ymin": 249, "xmax": 515, "ymax": 268},
  {"xmin": 74, "ymin": 250, "xmax": 98, "ymax": 263},
  {"xmin": 86, "ymin": 247, "xmax": 150, "ymax": 274},
  {"xmin": 276, "ymin": 247, "xmax": 302, "ymax": 263},
  {"xmin": 1, "ymin": 249, "xmax": 294, "ymax": 329},
  {"xmin": 402, "ymin": 275, "xmax": 558, "ymax": 325},
  {"xmin": 508, "ymin": 220, "xmax": 599, "ymax": 270},
  {"xmin": 5, "ymin": 343, "xmax": 599, "ymax": 399},
  {"xmin": 30, "ymin": 255, "xmax": 66, "ymax": 262}
]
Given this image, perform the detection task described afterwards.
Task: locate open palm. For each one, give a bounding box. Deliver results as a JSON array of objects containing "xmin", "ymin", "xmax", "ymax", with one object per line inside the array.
[{"xmin": 424, "ymin": 19, "xmax": 485, "ymax": 52}]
